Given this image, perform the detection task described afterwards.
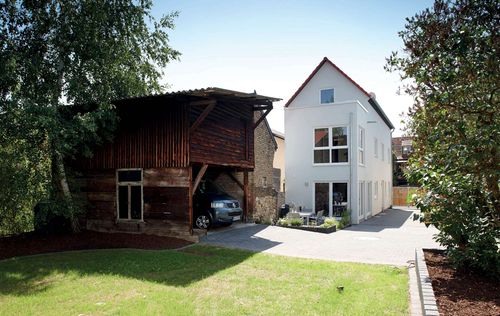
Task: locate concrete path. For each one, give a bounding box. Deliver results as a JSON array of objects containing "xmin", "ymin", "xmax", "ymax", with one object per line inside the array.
[{"xmin": 201, "ymin": 207, "xmax": 441, "ymax": 266}]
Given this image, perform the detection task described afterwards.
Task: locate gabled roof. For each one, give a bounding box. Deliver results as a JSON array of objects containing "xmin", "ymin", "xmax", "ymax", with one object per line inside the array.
[
  {"xmin": 284, "ymin": 57, "xmax": 370, "ymax": 107},
  {"xmin": 284, "ymin": 57, "xmax": 394, "ymax": 130}
]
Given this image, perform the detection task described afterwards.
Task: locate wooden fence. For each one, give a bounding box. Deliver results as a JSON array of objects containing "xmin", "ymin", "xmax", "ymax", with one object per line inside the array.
[{"xmin": 392, "ymin": 186, "xmax": 420, "ymax": 206}]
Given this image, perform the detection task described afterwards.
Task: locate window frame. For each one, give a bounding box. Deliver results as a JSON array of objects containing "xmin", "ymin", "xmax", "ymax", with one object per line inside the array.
[
  {"xmin": 374, "ymin": 137, "xmax": 378, "ymax": 158},
  {"xmin": 358, "ymin": 126, "xmax": 365, "ymax": 166},
  {"xmin": 116, "ymin": 168, "xmax": 144, "ymax": 222},
  {"xmin": 374, "ymin": 181, "xmax": 378, "ymax": 199},
  {"xmin": 319, "ymin": 88, "xmax": 335, "ymax": 105},
  {"xmin": 313, "ymin": 126, "xmax": 349, "ymax": 165},
  {"xmin": 381, "ymin": 143, "xmax": 385, "ymax": 161},
  {"xmin": 313, "ymin": 180, "xmax": 350, "ymax": 218}
]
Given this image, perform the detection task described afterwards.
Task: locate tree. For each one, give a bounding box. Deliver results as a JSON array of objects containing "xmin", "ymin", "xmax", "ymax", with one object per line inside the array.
[
  {"xmin": 0, "ymin": 0, "xmax": 180, "ymax": 234},
  {"xmin": 387, "ymin": 0, "xmax": 500, "ymax": 277}
]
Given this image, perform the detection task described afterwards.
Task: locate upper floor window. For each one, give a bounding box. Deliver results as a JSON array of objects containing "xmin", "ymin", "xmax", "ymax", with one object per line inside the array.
[
  {"xmin": 314, "ymin": 126, "xmax": 348, "ymax": 164},
  {"xmin": 374, "ymin": 138, "xmax": 378, "ymax": 158},
  {"xmin": 381, "ymin": 143, "xmax": 385, "ymax": 161},
  {"xmin": 358, "ymin": 127, "xmax": 365, "ymax": 165},
  {"xmin": 320, "ymin": 88, "xmax": 335, "ymax": 104}
]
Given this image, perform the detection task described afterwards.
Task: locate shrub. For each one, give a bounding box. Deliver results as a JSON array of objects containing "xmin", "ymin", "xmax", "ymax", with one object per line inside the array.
[
  {"xmin": 289, "ymin": 218, "xmax": 303, "ymax": 226},
  {"xmin": 320, "ymin": 218, "xmax": 339, "ymax": 229}
]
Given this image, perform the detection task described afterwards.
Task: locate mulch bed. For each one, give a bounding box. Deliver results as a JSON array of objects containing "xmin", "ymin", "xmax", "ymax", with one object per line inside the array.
[
  {"xmin": 0, "ymin": 230, "xmax": 192, "ymax": 261},
  {"xmin": 424, "ymin": 249, "xmax": 500, "ymax": 316}
]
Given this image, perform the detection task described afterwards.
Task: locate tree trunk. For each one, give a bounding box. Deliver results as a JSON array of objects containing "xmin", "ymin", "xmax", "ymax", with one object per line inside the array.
[{"xmin": 54, "ymin": 150, "xmax": 80, "ymax": 232}]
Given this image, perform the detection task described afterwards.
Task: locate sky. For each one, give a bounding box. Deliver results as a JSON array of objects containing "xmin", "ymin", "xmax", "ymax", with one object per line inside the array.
[{"xmin": 152, "ymin": 0, "xmax": 435, "ymax": 136}]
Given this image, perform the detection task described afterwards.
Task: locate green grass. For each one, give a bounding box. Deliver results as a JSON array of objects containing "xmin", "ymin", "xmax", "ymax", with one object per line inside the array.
[{"xmin": 0, "ymin": 245, "xmax": 409, "ymax": 315}]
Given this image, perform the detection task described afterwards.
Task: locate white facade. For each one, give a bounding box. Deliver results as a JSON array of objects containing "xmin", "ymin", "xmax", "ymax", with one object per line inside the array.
[{"xmin": 284, "ymin": 58, "xmax": 393, "ymax": 224}]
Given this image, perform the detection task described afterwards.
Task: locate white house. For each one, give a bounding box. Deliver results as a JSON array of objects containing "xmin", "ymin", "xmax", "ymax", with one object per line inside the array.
[{"xmin": 284, "ymin": 57, "xmax": 394, "ymax": 224}]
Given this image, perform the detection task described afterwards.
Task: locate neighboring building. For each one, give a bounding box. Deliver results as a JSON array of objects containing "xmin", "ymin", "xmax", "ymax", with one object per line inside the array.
[
  {"xmin": 73, "ymin": 88, "xmax": 279, "ymax": 240},
  {"xmin": 273, "ymin": 130, "xmax": 285, "ymax": 209},
  {"xmin": 284, "ymin": 57, "xmax": 394, "ymax": 224},
  {"xmin": 272, "ymin": 130, "xmax": 285, "ymax": 192},
  {"xmin": 392, "ymin": 136, "xmax": 414, "ymax": 186}
]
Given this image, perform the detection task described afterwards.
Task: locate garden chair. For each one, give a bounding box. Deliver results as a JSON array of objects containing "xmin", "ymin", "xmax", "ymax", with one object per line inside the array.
[{"xmin": 309, "ymin": 210, "xmax": 325, "ymax": 226}]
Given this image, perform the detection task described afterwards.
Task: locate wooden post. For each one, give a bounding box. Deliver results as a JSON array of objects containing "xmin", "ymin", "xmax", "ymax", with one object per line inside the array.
[
  {"xmin": 243, "ymin": 170, "xmax": 249, "ymax": 222},
  {"xmin": 188, "ymin": 166, "xmax": 193, "ymax": 235}
]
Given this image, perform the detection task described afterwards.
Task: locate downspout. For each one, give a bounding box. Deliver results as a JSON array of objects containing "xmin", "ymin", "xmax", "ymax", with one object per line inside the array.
[{"xmin": 349, "ymin": 112, "xmax": 354, "ymax": 225}]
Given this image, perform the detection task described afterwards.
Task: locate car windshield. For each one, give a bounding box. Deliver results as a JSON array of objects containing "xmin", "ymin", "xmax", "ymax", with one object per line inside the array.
[{"xmin": 198, "ymin": 180, "xmax": 225, "ymax": 195}]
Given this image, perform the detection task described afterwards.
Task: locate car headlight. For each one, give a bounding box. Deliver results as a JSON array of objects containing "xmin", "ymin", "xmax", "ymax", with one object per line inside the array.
[{"xmin": 211, "ymin": 202, "xmax": 225, "ymax": 209}]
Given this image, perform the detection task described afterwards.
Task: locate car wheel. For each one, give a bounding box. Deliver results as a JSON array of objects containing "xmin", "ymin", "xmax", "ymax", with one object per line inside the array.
[{"xmin": 194, "ymin": 213, "xmax": 212, "ymax": 229}]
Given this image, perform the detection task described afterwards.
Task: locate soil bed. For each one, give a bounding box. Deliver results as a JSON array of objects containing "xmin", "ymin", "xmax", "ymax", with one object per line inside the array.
[
  {"xmin": 0, "ymin": 230, "xmax": 192, "ymax": 260},
  {"xmin": 424, "ymin": 249, "xmax": 500, "ymax": 316}
]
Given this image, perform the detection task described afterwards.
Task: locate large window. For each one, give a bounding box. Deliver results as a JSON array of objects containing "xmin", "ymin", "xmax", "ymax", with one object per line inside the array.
[
  {"xmin": 117, "ymin": 169, "xmax": 143, "ymax": 221},
  {"xmin": 314, "ymin": 182, "xmax": 349, "ymax": 217},
  {"xmin": 313, "ymin": 127, "xmax": 348, "ymax": 164},
  {"xmin": 320, "ymin": 88, "xmax": 334, "ymax": 104},
  {"xmin": 358, "ymin": 127, "xmax": 365, "ymax": 165}
]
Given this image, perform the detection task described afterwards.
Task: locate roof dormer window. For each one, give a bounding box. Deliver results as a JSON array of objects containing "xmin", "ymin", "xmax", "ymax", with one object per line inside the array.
[{"xmin": 320, "ymin": 88, "xmax": 334, "ymax": 104}]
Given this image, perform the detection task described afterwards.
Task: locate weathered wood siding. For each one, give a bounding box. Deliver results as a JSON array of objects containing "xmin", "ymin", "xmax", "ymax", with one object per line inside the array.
[
  {"xmin": 80, "ymin": 168, "xmax": 192, "ymax": 238},
  {"xmin": 75, "ymin": 102, "xmax": 189, "ymax": 169},
  {"xmin": 190, "ymin": 101, "xmax": 254, "ymax": 168}
]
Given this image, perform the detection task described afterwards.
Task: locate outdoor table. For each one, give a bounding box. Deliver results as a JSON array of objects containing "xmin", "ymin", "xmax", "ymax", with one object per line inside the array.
[{"xmin": 298, "ymin": 212, "xmax": 313, "ymax": 225}]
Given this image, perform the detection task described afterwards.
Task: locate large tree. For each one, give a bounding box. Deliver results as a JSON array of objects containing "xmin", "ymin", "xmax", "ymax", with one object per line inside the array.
[
  {"xmin": 0, "ymin": 0, "xmax": 179, "ymax": 234},
  {"xmin": 387, "ymin": 0, "xmax": 499, "ymax": 277}
]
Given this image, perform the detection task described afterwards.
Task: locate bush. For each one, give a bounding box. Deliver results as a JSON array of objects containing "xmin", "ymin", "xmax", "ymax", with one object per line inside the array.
[
  {"xmin": 320, "ymin": 218, "xmax": 339, "ymax": 229},
  {"xmin": 289, "ymin": 218, "xmax": 303, "ymax": 226}
]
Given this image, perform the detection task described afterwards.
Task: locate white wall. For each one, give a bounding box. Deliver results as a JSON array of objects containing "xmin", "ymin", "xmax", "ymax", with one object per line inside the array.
[{"xmin": 285, "ymin": 61, "xmax": 393, "ymax": 224}]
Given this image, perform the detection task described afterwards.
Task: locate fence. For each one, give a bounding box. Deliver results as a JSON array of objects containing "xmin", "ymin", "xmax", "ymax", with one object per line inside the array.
[{"xmin": 392, "ymin": 186, "xmax": 419, "ymax": 206}]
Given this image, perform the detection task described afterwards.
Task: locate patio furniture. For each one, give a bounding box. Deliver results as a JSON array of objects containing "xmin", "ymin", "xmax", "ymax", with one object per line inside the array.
[
  {"xmin": 309, "ymin": 210, "xmax": 325, "ymax": 226},
  {"xmin": 298, "ymin": 211, "xmax": 313, "ymax": 225}
]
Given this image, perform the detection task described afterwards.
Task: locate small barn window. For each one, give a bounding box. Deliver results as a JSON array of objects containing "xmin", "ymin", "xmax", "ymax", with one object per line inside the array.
[{"xmin": 117, "ymin": 169, "xmax": 143, "ymax": 221}]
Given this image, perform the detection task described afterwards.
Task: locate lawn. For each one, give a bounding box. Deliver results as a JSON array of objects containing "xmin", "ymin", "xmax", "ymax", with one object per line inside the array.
[{"xmin": 0, "ymin": 245, "xmax": 409, "ymax": 315}]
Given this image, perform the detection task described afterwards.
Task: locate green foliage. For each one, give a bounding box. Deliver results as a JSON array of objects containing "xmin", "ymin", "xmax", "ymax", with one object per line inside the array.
[
  {"xmin": 339, "ymin": 210, "xmax": 351, "ymax": 229},
  {"xmin": 289, "ymin": 218, "xmax": 304, "ymax": 226},
  {"xmin": 0, "ymin": 0, "xmax": 179, "ymax": 234},
  {"xmin": 276, "ymin": 217, "xmax": 289, "ymax": 226},
  {"xmin": 387, "ymin": 0, "xmax": 500, "ymax": 278},
  {"xmin": 320, "ymin": 218, "xmax": 339, "ymax": 229}
]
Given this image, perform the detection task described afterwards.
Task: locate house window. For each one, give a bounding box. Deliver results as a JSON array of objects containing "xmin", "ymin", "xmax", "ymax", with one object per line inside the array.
[
  {"xmin": 374, "ymin": 138, "xmax": 378, "ymax": 158},
  {"xmin": 374, "ymin": 181, "xmax": 378, "ymax": 199},
  {"xmin": 359, "ymin": 181, "xmax": 365, "ymax": 217},
  {"xmin": 313, "ymin": 127, "xmax": 348, "ymax": 164},
  {"xmin": 387, "ymin": 148, "xmax": 390, "ymax": 164},
  {"xmin": 381, "ymin": 143, "xmax": 385, "ymax": 161},
  {"xmin": 117, "ymin": 169, "xmax": 143, "ymax": 221},
  {"xmin": 358, "ymin": 127, "xmax": 365, "ymax": 165},
  {"xmin": 320, "ymin": 88, "xmax": 334, "ymax": 104},
  {"xmin": 314, "ymin": 182, "xmax": 349, "ymax": 217}
]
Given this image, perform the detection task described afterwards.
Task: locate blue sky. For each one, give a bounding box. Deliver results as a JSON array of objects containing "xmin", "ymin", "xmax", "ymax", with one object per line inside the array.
[{"xmin": 152, "ymin": 0, "xmax": 434, "ymax": 135}]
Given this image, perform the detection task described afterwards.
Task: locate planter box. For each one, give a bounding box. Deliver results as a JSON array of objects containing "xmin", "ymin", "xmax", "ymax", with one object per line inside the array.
[{"xmin": 280, "ymin": 225, "xmax": 336, "ymax": 234}]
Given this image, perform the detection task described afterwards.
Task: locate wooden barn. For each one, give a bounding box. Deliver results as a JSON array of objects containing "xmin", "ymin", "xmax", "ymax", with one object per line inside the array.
[{"xmin": 73, "ymin": 88, "xmax": 280, "ymax": 241}]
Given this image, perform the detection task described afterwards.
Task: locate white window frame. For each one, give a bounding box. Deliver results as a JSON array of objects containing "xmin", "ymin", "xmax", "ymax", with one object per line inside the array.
[
  {"xmin": 374, "ymin": 181, "xmax": 378, "ymax": 199},
  {"xmin": 116, "ymin": 168, "xmax": 144, "ymax": 221},
  {"xmin": 387, "ymin": 148, "xmax": 390, "ymax": 164},
  {"xmin": 319, "ymin": 88, "xmax": 335, "ymax": 104},
  {"xmin": 312, "ymin": 181, "xmax": 350, "ymax": 218},
  {"xmin": 313, "ymin": 126, "xmax": 349, "ymax": 165},
  {"xmin": 374, "ymin": 137, "xmax": 378, "ymax": 158},
  {"xmin": 358, "ymin": 127, "xmax": 365, "ymax": 166},
  {"xmin": 381, "ymin": 143, "xmax": 385, "ymax": 161}
]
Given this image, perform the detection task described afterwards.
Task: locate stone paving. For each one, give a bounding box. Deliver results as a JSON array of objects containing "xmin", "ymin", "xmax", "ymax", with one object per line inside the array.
[{"xmin": 202, "ymin": 207, "xmax": 441, "ymax": 266}]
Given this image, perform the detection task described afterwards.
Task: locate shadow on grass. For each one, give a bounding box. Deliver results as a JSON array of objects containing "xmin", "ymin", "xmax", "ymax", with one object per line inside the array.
[{"xmin": 0, "ymin": 244, "xmax": 263, "ymax": 296}]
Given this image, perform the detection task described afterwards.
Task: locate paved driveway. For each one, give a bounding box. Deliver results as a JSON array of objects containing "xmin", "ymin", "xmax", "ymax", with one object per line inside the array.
[{"xmin": 201, "ymin": 207, "xmax": 441, "ymax": 266}]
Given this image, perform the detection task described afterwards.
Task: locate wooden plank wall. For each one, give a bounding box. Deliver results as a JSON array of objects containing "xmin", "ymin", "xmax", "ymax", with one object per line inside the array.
[
  {"xmin": 80, "ymin": 168, "xmax": 191, "ymax": 232},
  {"xmin": 190, "ymin": 101, "xmax": 254, "ymax": 168},
  {"xmin": 74, "ymin": 102, "xmax": 189, "ymax": 169},
  {"xmin": 392, "ymin": 186, "xmax": 419, "ymax": 206}
]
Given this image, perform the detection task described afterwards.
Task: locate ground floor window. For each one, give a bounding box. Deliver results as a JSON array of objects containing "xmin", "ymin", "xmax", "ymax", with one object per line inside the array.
[
  {"xmin": 117, "ymin": 169, "xmax": 143, "ymax": 220},
  {"xmin": 314, "ymin": 182, "xmax": 349, "ymax": 217}
]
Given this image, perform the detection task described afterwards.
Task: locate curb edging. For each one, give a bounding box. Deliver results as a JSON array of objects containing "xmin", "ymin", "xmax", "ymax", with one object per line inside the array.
[{"xmin": 415, "ymin": 248, "xmax": 440, "ymax": 316}]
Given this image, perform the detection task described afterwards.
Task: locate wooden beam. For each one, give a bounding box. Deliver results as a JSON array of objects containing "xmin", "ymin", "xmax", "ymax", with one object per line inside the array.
[
  {"xmin": 189, "ymin": 102, "xmax": 215, "ymax": 134},
  {"xmin": 192, "ymin": 163, "xmax": 208, "ymax": 195},
  {"xmin": 226, "ymin": 172, "xmax": 244, "ymax": 191},
  {"xmin": 253, "ymin": 108, "xmax": 272, "ymax": 130},
  {"xmin": 243, "ymin": 171, "xmax": 249, "ymax": 222},
  {"xmin": 188, "ymin": 166, "xmax": 193, "ymax": 235}
]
